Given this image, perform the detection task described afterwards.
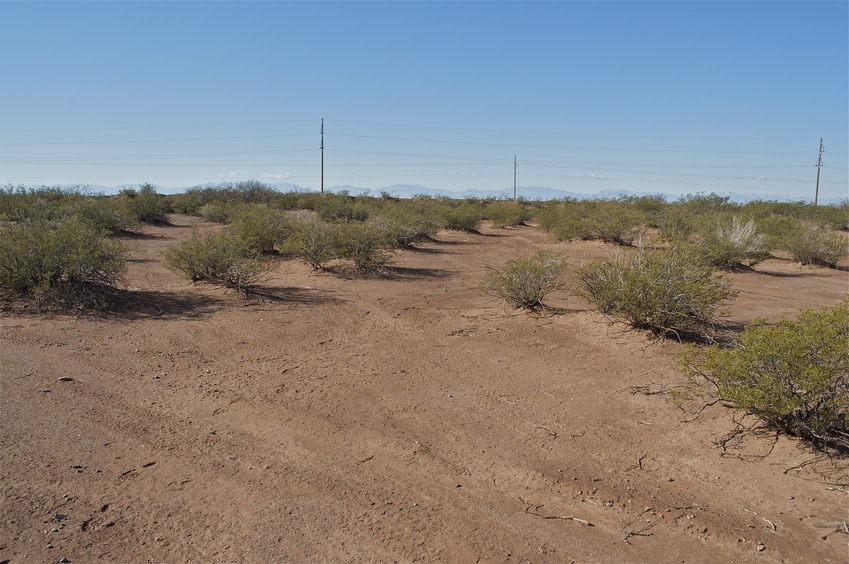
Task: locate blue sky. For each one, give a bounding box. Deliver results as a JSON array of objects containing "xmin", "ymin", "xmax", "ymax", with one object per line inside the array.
[{"xmin": 1, "ymin": 1, "xmax": 847, "ymax": 201}]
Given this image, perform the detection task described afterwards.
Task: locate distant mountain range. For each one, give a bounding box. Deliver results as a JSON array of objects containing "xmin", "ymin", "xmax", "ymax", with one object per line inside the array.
[{"xmin": 16, "ymin": 182, "xmax": 844, "ymax": 205}]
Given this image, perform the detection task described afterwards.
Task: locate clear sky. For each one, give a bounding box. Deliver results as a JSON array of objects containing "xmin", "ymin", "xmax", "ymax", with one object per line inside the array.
[{"xmin": 1, "ymin": 1, "xmax": 847, "ymax": 201}]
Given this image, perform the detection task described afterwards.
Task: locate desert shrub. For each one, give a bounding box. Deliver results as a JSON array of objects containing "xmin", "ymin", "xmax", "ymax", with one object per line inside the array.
[
  {"xmin": 695, "ymin": 215, "xmax": 769, "ymax": 268},
  {"xmin": 756, "ymin": 214, "xmax": 803, "ymax": 250},
  {"xmin": 480, "ymin": 251, "xmax": 568, "ymax": 310},
  {"xmin": 784, "ymin": 225, "xmax": 847, "ymax": 267},
  {"xmin": 683, "ymin": 299, "xmax": 849, "ymax": 452},
  {"xmin": 587, "ymin": 202, "xmax": 644, "ymax": 245},
  {"xmin": 71, "ymin": 197, "xmax": 137, "ymax": 234},
  {"xmin": 228, "ymin": 205, "xmax": 292, "ymax": 254},
  {"xmin": 198, "ymin": 200, "xmax": 233, "ymax": 224},
  {"xmin": 0, "ymin": 216, "xmax": 127, "ymax": 307},
  {"xmin": 485, "ymin": 201, "xmax": 531, "ymax": 228},
  {"xmin": 536, "ymin": 204, "xmax": 594, "ymax": 241},
  {"xmin": 124, "ymin": 184, "xmax": 170, "ymax": 223},
  {"xmin": 333, "ymin": 222, "xmax": 394, "ymax": 273},
  {"xmin": 287, "ymin": 220, "xmax": 337, "ymax": 271},
  {"xmin": 167, "ymin": 190, "xmax": 206, "ymax": 215},
  {"xmin": 315, "ymin": 194, "xmax": 370, "ymax": 222},
  {"xmin": 369, "ymin": 209, "xmax": 439, "ymax": 248},
  {"xmin": 656, "ymin": 208, "xmax": 696, "ymax": 243},
  {"xmin": 164, "ymin": 230, "xmax": 268, "ymax": 294},
  {"xmin": 575, "ymin": 246, "xmax": 736, "ymax": 337},
  {"xmin": 678, "ymin": 192, "xmax": 733, "ymax": 216},
  {"xmin": 437, "ymin": 202, "xmax": 483, "ymax": 232}
]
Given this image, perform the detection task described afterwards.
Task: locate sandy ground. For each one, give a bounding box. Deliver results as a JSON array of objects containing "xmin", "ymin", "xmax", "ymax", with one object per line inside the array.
[{"xmin": 2, "ymin": 214, "xmax": 848, "ymax": 563}]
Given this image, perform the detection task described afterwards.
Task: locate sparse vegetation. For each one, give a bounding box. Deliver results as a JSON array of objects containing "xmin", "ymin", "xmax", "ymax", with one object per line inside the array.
[{"xmin": 480, "ymin": 251, "xmax": 568, "ymax": 310}]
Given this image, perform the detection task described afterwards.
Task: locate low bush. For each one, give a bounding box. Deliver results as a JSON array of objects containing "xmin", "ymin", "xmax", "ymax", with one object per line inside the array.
[
  {"xmin": 124, "ymin": 184, "xmax": 170, "ymax": 223},
  {"xmin": 287, "ymin": 220, "xmax": 337, "ymax": 271},
  {"xmin": 655, "ymin": 208, "xmax": 696, "ymax": 244},
  {"xmin": 536, "ymin": 204, "xmax": 594, "ymax": 241},
  {"xmin": 683, "ymin": 299, "xmax": 849, "ymax": 452},
  {"xmin": 72, "ymin": 197, "xmax": 137, "ymax": 234},
  {"xmin": 480, "ymin": 251, "xmax": 568, "ymax": 310},
  {"xmin": 485, "ymin": 201, "xmax": 531, "ymax": 228},
  {"xmin": 586, "ymin": 202, "xmax": 644, "ymax": 245},
  {"xmin": 575, "ymin": 246, "xmax": 736, "ymax": 337},
  {"xmin": 198, "ymin": 200, "xmax": 233, "ymax": 224},
  {"xmin": 370, "ymin": 208, "xmax": 440, "ymax": 248},
  {"xmin": 228, "ymin": 205, "xmax": 292, "ymax": 254},
  {"xmin": 164, "ymin": 230, "xmax": 269, "ymax": 295},
  {"xmin": 0, "ymin": 216, "xmax": 127, "ymax": 308},
  {"xmin": 695, "ymin": 215, "xmax": 769, "ymax": 268},
  {"xmin": 436, "ymin": 201, "xmax": 483, "ymax": 232},
  {"xmin": 333, "ymin": 222, "xmax": 394, "ymax": 273},
  {"xmin": 783, "ymin": 224, "xmax": 847, "ymax": 267}
]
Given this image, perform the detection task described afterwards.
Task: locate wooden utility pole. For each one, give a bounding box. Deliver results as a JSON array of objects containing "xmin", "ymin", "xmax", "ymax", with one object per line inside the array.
[
  {"xmin": 814, "ymin": 137, "xmax": 822, "ymax": 206},
  {"xmin": 320, "ymin": 119, "xmax": 325, "ymax": 195},
  {"xmin": 513, "ymin": 155, "xmax": 517, "ymax": 201}
]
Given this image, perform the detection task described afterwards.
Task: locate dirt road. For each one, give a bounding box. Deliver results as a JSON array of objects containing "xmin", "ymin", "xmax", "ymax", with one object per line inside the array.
[{"xmin": 2, "ymin": 216, "xmax": 847, "ymax": 562}]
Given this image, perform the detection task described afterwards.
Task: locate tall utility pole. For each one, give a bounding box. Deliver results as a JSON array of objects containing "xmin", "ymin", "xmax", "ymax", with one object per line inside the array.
[
  {"xmin": 814, "ymin": 137, "xmax": 823, "ymax": 206},
  {"xmin": 513, "ymin": 155, "xmax": 517, "ymax": 201},
  {"xmin": 320, "ymin": 119, "xmax": 325, "ymax": 196}
]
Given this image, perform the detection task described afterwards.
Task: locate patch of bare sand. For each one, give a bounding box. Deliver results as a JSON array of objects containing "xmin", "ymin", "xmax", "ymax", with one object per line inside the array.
[{"xmin": 1, "ymin": 217, "xmax": 847, "ymax": 562}]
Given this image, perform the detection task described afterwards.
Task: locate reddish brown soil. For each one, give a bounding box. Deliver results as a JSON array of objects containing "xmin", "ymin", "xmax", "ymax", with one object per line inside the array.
[{"xmin": 2, "ymin": 215, "xmax": 848, "ymax": 563}]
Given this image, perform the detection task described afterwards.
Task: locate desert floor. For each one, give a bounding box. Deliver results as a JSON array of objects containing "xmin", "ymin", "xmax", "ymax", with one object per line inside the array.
[{"xmin": 2, "ymin": 215, "xmax": 848, "ymax": 563}]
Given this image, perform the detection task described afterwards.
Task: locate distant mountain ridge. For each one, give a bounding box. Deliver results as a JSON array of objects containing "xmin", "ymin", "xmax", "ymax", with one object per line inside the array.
[{"xmin": 12, "ymin": 182, "xmax": 843, "ymax": 205}]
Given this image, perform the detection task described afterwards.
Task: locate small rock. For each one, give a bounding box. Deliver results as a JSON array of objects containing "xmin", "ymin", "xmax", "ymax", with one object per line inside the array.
[
  {"xmin": 57, "ymin": 377, "xmax": 73, "ymax": 382},
  {"xmin": 756, "ymin": 544, "xmax": 766, "ymax": 552}
]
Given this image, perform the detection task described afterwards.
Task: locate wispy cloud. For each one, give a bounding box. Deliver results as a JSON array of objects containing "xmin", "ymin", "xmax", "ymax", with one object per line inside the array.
[
  {"xmin": 262, "ymin": 172, "xmax": 291, "ymax": 180},
  {"xmin": 589, "ymin": 173, "xmax": 606, "ymax": 180}
]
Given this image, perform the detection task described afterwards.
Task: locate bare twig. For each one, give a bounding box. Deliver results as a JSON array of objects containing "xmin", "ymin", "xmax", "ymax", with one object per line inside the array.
[
  {"xmin": 519, "ymin": 497, "xmax": 593, "ymax": 527},
  {"xmin": 618, "ymin": 520, "xmax": 658, "ymax": 544},
  {"xmin": 533, "ymin": 425, "xmax": 558, "ymax": 439}
]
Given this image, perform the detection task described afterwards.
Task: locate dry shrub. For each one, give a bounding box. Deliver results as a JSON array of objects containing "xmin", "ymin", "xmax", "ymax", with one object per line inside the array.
[{"xmin": 480, "ymin": 251, "xmax": 568, "ymax": 310}]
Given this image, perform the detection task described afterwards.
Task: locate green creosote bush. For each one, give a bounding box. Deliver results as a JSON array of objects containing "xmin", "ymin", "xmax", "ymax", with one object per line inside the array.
[
  {"xmin": 695, "ymin": 215, "xmax": 769, "ymax": 268},
  {"xmin": 783, "ymin": 224, "xmax": 847, "ymax": 267},
  {"xmin": 485, "ymin": 201, "xmax": 531, "ymax": 228},
  {"xmin": 535, "ymin": 204, "xmax": 594, "ymax": 242},
  {"xmin": 437, "ymin": 201, "xmax": 483, "ymax": 232},
  {"xmin": 0, "ymin": 216, "xmax": 127, "ymax": 308},
  {"xmin": 575, "ymin": 246, "xmax": 736, "ymax": 337},
  {"xmin": 198, "ymin": 200, "xmax": 233, "ymax": 224},
  {"xmin": 587, "ymin": 202, "xmax": 645, "ymax": 245},
  {"xmin": 287, "ymin": 220, "xmax": 337, "ymax": 272},
  {"xmin": 333, "ymin": 221, "xmax": 395, "ymax": 273},
  {"xmin": 71, "ymin": 196, "xmax": 137, "ymax": 234},
  {"xmin": 228, "ymin": 205, "xmax": 293, "ymax": 254},
  {"xmin": 369, "ymin": 209, "xmax": 440, "ymax": 249},
  {"xmin": 124, "ymin": 183, "xmax": 171, "ymax": 224},
  {"xmin": 480, "ymin": 251, "xmax": 569, "ymax": 310},
  {"xmin": 655, "ymin": 208, "xmax": 696, "ymax": 244},
  {"xmin": 164, "ymin": 230, "xmax": 269, "ymax": 295},
  {"xmin": 682, "ymin": 298, "xmax": 849, "ymax": 452}
]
